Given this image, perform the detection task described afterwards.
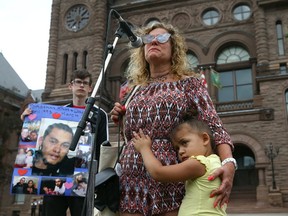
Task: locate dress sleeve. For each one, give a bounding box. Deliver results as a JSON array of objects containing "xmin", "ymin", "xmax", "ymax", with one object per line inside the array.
[{"xmin": 185, "ymin": 77, "xmax": 233, "ymax": 147}]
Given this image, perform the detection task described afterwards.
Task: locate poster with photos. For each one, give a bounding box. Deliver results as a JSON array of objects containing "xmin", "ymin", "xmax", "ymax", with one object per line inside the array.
[{"xmin": 11, "ymin": 103, "xmax": 91, "ymax": 197}]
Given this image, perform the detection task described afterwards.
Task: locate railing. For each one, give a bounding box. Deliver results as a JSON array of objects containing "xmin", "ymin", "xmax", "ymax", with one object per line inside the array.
[{"xmin": 216, "ymin": 100, "xmax": 254, "ymax": 112}]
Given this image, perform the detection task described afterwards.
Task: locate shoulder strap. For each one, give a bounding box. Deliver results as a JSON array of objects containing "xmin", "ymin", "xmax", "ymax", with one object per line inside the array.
[
  {"xmin": 124, "ymin": 85, "xmax": 140, "ymax": 107},
  {"xmin": 116, "ymin": 85, "xmax": 140, "ymax": 163}
]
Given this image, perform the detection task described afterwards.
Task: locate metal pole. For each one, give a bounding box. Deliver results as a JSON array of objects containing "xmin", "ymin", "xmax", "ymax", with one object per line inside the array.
[
  {"xmin": 266, "ymin": 143, "xmax": 279, "ymax": 190},
  {"xmin": 270, "ymin": 152, "xmax": 276, "ymax": 189}
]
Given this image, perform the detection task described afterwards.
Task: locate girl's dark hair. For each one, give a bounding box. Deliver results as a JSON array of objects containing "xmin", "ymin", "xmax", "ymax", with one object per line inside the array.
[
  {"xmin": 27, "ymin": 149, "xmax": 34, "ymax": 156},
  {"xmin": 171, "ymin": 113, "xmax": 216, "ymax": 151}
]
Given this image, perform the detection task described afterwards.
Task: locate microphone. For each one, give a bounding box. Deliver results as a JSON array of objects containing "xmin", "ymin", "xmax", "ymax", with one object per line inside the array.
[{"xmin": 112, "ymin": 10, "xmax": 143, "ymax": 48}]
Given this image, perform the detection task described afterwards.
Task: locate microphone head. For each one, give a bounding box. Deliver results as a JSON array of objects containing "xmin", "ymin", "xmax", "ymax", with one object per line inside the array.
[{"xmin": 130, "ymin": 36, "xmax": 143, "ymax": 48}]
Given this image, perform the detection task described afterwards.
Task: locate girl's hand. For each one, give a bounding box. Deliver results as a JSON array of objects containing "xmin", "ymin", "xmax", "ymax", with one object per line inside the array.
[{"xmin": 132, "ymin": 129, "xmax": 152, "ymax": 153}]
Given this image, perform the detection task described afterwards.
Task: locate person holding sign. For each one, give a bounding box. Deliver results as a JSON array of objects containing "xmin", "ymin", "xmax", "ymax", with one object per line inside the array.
[{"xmin": 20, "ymin": 69, "xmax": 109, "ymax": 216}]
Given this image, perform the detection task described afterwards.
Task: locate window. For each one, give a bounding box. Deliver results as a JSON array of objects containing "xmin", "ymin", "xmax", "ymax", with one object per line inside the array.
[
  {"xmin": 276, "ymin": 21, "xmax": 285, "ymax": 56},
  {"xmin": 73, "ymin": 52, "xmax": 78, "ymax": 70},
  {"xmin": 202, "ymin": 9, "xmax": 220, "ymax": 26},
  {"xmin": 62, "ymin": 54, "xmax": 68, "ymax": 84},
  {"xmin": 243, "ymin": 156, "xmax": 255, "ymax": 168},
  {"xmin": 15, "ymin": 194, "xmax": 25, "ymax": 204},
  {"xmin": 280, "ymin": 63, "xmax": 287, "ymax": 74},
  {"xmin": 218, "ymin": 69, "xmax": 253, "ymax": 102},
  {"xmin": 285, "ymin": 90, "xmax": 288, "ymax": 115},
  {"xmin": 233, "ymin": 5, "xmax": 251, "ymax": 21},
  {"xmin": 217, "ymin": 46, "xmax": 250, "ymax": 64},
  {"xmin": 186, "ymin": 52, "xmax": 199, "ymax": 70},
  {"xmin": 12, "ymin": 211, "xmax": 20, "ymax": 216},
  {"xmin": 83, "ymin": 51, "xmax": 88, "ymax": 69}
]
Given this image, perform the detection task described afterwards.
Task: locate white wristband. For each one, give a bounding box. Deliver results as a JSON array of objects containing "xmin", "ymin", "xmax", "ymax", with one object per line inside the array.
[{"xmin": 221, "ymin": 157, "xmax": 237, "ymax": 170}]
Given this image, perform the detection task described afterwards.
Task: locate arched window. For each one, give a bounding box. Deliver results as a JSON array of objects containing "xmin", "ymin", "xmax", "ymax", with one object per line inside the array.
[
  {"xmin": 276, "ymin": 21, "xmax": 285, "ymax": 56},
  {"xmin": 216, "ymin": 46, "xmax": 252, "ymax": 102},
  {"xmin": 83, "ymin": 51, "xmax": 88, "ymax": 69},
  {"xmin": 62, "ymin": 54, "xmax": 68, "ymax": 84},
  {"xmin": 73, "ymin": 52, "xmax": 78, "ymax": 71},
  {"xmin": 186, "ymin": 52, "xmax": 199, "ymax": 71},
  {"xmin": 217, "ymin": 46, "xmax": 249, "ymax": 64}
]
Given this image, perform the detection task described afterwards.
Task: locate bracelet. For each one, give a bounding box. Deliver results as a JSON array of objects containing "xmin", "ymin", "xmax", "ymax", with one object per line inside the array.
[{"xmin": 221, "ymin": 157, "xmax": 238, "ymax": 170}]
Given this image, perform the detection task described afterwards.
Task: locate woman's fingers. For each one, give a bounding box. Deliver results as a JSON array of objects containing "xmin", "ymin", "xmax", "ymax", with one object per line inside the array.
[
  {"xmin": 110, "ymin": 102, "xmax": 125, "ymax": 124},
  {"xmin": 208, "ymin": 163, "xmax": 235, "ymax": 207}
]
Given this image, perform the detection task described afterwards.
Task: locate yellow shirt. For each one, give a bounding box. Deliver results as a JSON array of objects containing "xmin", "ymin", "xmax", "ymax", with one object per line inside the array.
[{"xmin": 178, "ymin": 154, "xmax": 227, "ymax": 216}]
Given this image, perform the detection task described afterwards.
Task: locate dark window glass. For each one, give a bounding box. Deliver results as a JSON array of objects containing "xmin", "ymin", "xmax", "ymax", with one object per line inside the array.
[{"xmin": 218, "ymin": 69, "xmax": 252, "ymax": 102}]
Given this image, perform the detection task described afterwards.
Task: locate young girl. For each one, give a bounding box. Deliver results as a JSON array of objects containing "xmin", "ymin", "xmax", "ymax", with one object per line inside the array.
[
  {"xmin": 24, "ymin": 149, "xmax": 34, "ymax": 168},
  {"xmin": 132, "ymin": 116, "xmax": 228, "ymax": 216}
]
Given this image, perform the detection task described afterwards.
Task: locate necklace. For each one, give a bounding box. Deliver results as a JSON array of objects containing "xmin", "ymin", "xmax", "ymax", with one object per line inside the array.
[{"xmin": 148, "ymin": 72, "xmax": 171, "ymax": 83}]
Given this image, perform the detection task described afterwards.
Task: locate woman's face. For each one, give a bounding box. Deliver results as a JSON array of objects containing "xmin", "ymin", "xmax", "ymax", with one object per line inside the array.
[
  {"xmin": 28, "ymin": 180, "xmax": 33, "ymax": 186},
  {"xmin": 144, "ymin": 28, "xmax": 172, "ymax": 65}
]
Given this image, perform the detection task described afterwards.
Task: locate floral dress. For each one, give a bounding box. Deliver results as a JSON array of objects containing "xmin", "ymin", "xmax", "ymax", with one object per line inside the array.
[{"xmin": 119, "ymin": 76, "xmax": 232, "ymax": 215}]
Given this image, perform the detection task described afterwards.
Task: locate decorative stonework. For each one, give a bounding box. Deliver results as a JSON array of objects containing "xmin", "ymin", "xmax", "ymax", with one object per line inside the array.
[{"xmin": 171, "ymin": 12, "xmax": 191, "ymax": 31}]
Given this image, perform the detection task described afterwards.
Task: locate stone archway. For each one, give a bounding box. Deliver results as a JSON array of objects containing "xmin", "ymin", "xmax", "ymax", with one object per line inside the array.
[{"xmin": 230, "ymin": 134, "xmax": 269, "ymax": 205}]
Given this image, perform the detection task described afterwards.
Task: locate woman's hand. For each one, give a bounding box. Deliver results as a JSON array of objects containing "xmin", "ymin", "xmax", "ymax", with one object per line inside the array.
[
  {"xmin": 208, "ymin": 162, "xmax": 235, "ymax": 208},
  {"xmin": 20, "ymin": 108, "xmax": 32, "ymax": 121},
  {"xmin": 110, "ymin": 102, "xmax": 126, "ymax": 125}
]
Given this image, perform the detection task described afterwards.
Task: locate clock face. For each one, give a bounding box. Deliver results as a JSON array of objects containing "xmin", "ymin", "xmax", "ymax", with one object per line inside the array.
[{"xmin": 65, "ymin": 5, "xmax": 90, "ymax": 32}]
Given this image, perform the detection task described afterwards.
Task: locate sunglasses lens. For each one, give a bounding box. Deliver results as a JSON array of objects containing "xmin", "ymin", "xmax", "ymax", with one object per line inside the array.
[
  {"xmin": 142, "ymin": 33, "xmax": 171, "ymax": 44},
  {"xmin": 142, "ymin": 34, "xmax": 154, "ymax": 44},
  {"xmin": 157, "ymin": 33, "xmax": 171, "ymax": 43}
]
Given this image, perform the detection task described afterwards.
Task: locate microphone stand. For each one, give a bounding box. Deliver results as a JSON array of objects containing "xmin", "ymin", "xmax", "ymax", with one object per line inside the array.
[{"xmin": 69, "ymin": 26, "xmax": 126, "ymax": 216}]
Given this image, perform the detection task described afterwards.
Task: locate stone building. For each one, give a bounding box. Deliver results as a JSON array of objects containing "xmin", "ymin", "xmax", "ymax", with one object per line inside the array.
[
  {"xmin": 1, "ymin": 0, "xmax": 288, "ymax": 215},
  {"xmin": 0, "ymin": 52, "xmax": 39, "ymax": 215}
]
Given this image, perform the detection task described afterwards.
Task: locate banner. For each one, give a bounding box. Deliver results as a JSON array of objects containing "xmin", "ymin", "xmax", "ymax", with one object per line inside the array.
[{"xmin": 11, "ymin": 103, "xmax": 91, "ymax": 197}]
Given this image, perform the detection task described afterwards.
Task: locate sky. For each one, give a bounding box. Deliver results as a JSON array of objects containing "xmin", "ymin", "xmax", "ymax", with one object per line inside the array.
[{"xmin": 0, "ymin": 0, "xmax": 53, "ymax": 90}]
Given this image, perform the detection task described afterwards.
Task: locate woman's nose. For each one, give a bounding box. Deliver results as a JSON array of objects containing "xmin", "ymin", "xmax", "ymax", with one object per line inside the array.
[{"xmin": 151, "ymin": 37, "xmax": 158, "ymax": 45}]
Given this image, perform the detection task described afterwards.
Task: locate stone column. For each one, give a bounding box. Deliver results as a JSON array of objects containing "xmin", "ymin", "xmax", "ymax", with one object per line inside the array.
[
  {"xmin": 43, "ymin": 0, "xmax": 60, "ymax": 99},
  {"xmin": 254, "ymin": 4, "xmax": 269, "ymax": 66},
  {"xmin": 255, "ymin": 164, "xmax": 269, "ymax": 206}
]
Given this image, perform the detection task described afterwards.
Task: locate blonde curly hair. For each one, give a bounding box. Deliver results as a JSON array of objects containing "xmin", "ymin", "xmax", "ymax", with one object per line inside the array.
[{"xmin": 126, "ymin": 22, "xmax": 198, "ymax": 86}]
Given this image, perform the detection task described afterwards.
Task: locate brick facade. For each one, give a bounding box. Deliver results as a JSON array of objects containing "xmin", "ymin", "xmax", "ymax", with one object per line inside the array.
[{"xmin": 1, "ymin": 0, "xmax": 288, "ymax": 215}]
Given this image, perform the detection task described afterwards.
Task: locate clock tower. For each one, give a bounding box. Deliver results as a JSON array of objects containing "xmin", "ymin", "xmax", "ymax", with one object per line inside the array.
[{"xmin": 42, "ymin": 0, "xmax": 111, "ymax": 110}]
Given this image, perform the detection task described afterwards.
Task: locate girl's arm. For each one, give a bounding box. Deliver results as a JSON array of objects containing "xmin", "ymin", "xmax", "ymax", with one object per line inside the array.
[{"xmin": 132, "ymin": 130, "xmax": 206, "ymax": 182}]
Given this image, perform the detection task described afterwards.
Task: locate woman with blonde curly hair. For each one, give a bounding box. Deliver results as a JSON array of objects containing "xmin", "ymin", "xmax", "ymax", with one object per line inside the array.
[{"xmin": 111, "ymin": 22, "xmax": 236, "ymax": 216}]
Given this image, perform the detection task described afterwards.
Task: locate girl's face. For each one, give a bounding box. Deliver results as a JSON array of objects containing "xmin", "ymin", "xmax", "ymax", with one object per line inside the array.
[{"xmin": 171, "ymin": 123, "xmax": 210, "ymax": 162}]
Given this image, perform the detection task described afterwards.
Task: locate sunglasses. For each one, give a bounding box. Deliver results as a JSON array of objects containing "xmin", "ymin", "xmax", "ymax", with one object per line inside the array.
[{"xmin": 142, "ymin": 33, "xmax": 171, "ymax": 44}]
